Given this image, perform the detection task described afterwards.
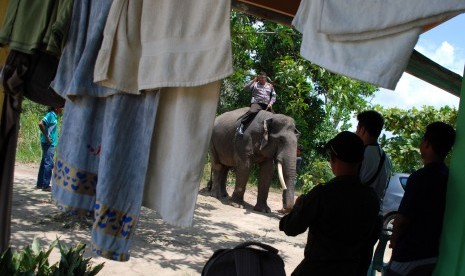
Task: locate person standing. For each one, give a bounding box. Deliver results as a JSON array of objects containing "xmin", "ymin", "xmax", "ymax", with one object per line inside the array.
[
  {"xmin": 355, "ymin": 110, "xmax": 393, "ymax": 275},
  {"xmin": 36, "ymin": 105, "xmax": 63, "ymax": 191},
  {"xmin": 237, "ymin": 71, "xmax": 276, "ymax": 135},
  {"xmin": 280, "ymin": 131, "xmax": 379, "ymax": 275},
  {"xmin": 387, "ymin": 122, "xmax": 455, "ymax": 275}
]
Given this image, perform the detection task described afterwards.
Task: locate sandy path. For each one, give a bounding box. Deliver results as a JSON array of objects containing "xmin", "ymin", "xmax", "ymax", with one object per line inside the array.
[{"xmin": 10, "ymin": 163, "xmax": 307, "ymax": 275}]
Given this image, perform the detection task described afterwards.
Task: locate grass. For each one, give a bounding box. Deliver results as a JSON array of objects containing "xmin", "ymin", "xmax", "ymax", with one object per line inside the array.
[{"xmin": 16, "ymin": 100, "xmax": 47, "ymax": 163}]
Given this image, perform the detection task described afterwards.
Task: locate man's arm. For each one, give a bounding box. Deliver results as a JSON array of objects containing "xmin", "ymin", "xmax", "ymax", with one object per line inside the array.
[
  {"xmin": 38, "ymin": 121, "xmax": 52, "ymax": 144},
  {"xmin": 267, "ymin": 86, "xmax": 276, "ymax": 109},
  {"xmin": 389, "ymin": 213, "xmax": 409, "ymax": 249},
  {"xmin": 389, "ymin": 173, "xmax": 420, "ymax": 249},
  {"xmin": 279, "ymin": 186, "xmax": 321, "ymax": 236},
  {"xmin": 244, "ymin": 77, "xmax": 257, "ymax": 92}
]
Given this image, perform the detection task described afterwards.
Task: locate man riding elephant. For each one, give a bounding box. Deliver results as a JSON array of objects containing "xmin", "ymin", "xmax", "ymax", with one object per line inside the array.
[
  {"xmin": 209, "ymin": 107, "xmax": 298, "ymax": 213},
  {"xmin": 237, "ymin": 72, "xmax": 277, "ymax": 135}
]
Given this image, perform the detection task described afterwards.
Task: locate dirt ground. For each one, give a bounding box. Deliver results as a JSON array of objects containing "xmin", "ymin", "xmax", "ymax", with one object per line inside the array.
[{"xmin": 10, "ymin": 163, "xmax": 308, "ymax": 275}]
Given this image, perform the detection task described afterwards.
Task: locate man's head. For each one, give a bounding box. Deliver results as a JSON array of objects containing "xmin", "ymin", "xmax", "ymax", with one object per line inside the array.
[
  {"xmin": 325, "ymin": 131, "xmax": 364, "ymax": 176},
  {"xmin": 356, "ymin": 110, "xmax": 384, "ymax": 144},
  {"xmin": 420, "ymin": 122, "xmax": 455, "ymax": 162},
  {"xmin": 51, "ymin": 105, "xmax": 64, "ymax": 115},
  {"xmin": 297, "ymin": 144, "xmax": 303, "ymax": 156},
  {"xmin": 257, "ymin": 71, "xmax": 267, "ymax": 85}
]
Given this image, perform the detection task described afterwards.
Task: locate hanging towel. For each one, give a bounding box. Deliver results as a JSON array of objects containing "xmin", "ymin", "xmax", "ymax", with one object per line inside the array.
[
  {"xmin": 50, "ymin": 0, "xmax": 159, "ymax": 261},
  {"xmin": 52, "ymin": 91, "xmax": 159, "ymax": 261},
  {"xmin": 319, "ymin": 0, "xmax": 465, "ymax": 41},
  {"xmin": 142, "ymin": 81, "xmax": 221, "ymax": 227},
  {"xmin": 94, "ymin": 0, "xmax": 233, "ymax": 93},
  {"xmin": 51, "ymin": 0, "xmax": 117, "ymax": 99},
  {"xmin": 292, "ymin": 0, "xmax": 465, "ymax": 90}
]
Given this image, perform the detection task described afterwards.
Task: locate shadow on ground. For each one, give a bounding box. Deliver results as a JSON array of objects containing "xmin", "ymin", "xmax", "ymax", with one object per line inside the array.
[{"xmin": 10, "ymin": 172, "xmax": 305, "ymax": 275}]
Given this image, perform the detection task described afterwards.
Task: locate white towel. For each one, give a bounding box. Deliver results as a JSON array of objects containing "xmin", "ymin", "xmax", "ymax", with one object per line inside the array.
[
  {"xmin": 293, "ymin": 0, "xmax": 421, "ymax": 90},
  {"xmin": 94, "ymin": 0, "xmax": 233, "ymax": 93},
  {"xmin": 319, "ymin": 0, "xmax": 465, "ymax": 41},
  {"xmin": 142, "ymin": 81, "xmax": 221, "ymax": 227}
]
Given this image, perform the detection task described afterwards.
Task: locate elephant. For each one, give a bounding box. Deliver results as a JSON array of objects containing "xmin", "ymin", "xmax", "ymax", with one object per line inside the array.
[{"xmin": 208, "ymin": 107, "xmax": 299, "ymax": 213}]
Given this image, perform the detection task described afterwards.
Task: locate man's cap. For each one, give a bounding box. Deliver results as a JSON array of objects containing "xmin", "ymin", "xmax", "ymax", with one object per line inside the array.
[{"xmin": 325, "ymin": 131, "xmax": 364, "ymax": 163}]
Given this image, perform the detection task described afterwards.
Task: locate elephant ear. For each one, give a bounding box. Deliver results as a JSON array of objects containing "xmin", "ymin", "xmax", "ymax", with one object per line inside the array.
[{"xmin": 259, "ymin": 118, "xmax": 273, "ymax": 150}]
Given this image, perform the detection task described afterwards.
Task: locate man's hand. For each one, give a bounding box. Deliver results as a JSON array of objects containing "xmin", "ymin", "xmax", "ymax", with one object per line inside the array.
[
  {"xmin": 47, "ymin": 136, "xmax": 52, "ymax": 144},
  {"xmin": 267, "ymin": 103, "xmax": 272, "ymax": 110}
]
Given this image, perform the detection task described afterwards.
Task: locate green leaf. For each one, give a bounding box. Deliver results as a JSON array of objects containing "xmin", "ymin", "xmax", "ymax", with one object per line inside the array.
[{"xmin": 32, "ymin": 237, "xmax": 42, "ymax": 256}]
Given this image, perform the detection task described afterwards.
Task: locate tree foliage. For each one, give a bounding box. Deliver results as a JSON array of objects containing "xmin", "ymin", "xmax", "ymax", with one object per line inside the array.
[
  {"xmin": 222, "ymin": 11, "xmax": 379, "ymax": 189},
  {"xmin": 376, "ymin": 105, "xmax": 458, "ymax": 173}
]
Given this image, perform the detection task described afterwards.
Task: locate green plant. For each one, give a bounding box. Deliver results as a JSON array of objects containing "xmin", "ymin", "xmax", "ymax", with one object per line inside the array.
[
  {"xmin": 17, "ymin": 99, "xmax": 63, "ymax": 163},
  {"xmin": 53, "ymin": 241, "xmax": 104, "ymax": 276},
  {"xmin": 299, "ymin": 160, "xmax": 333, "ymax": 194},
  {"xmin": 0, "ymin": 237, "xmax": 104, "ymax": 276}
]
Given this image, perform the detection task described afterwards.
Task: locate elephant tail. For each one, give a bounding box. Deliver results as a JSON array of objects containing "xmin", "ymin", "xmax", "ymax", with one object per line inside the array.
[
  {"xmin": 206, "ymin": 162, "xmax": 213, "ymax": 191},
  {"xmin": 207, "ymin": 147, "xmax": 220, "ymax": 191}
]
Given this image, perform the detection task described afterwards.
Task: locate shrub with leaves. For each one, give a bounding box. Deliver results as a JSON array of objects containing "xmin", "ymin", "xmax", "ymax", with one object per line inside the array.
[{"xmin": 0, "ymin": 237, "xmax": 104, "ymax": 276}]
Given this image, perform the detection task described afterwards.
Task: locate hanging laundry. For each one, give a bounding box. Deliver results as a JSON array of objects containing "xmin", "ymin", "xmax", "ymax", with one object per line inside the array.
[
  {"xmin": 0, "ymin": 0, "xmax": 73, "ymax": 105},
  {"xmin": 142, "ymin": 82, "xmax": 221, "ymax": 228},
  {"xmin": 319, "ymin": 0, "xmax": 465, "ymax": 42},
  {"xmin": 0, "ymin": 0, "xmax": 73, "ymax": 251},
  {"xmin": 2, "ymin": 50, "xmax": 65, "ymax": 106},
  {"xmin": 94, "ymin": 0, "xmax": 233, "ymax": 94},
  {"xmin": 0, "ymin": 0, "xmax": 73, "ymax": 56},
  {"xmin": 292, "ymin": 0, "xmax": 465, "ymax": 90},
  {"xmin": 0, "ymin": 86, "xmax": 22, "ymax": 254},
  {"xmin": 51, "ymin": 0, "xmax": 232, "ymax": 261}
]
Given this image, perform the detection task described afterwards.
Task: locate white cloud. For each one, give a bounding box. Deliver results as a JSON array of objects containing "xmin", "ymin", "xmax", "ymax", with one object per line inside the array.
[
  {"xmin": 416, "ymin": 41, "xmax": 465, "ymax": 75},
  {"xmin": 371, "ymin": 40, "xmax": 463, "ymax": 110},
  {"xmin": 372, "ymin": 74, "xmax": 459, "ymax": 109}
]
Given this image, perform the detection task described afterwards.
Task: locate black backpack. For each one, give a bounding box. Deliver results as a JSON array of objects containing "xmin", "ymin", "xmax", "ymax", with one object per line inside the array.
[{"xmin": 202, "ymin": 241, "xmax": 286, "ymax": 276}]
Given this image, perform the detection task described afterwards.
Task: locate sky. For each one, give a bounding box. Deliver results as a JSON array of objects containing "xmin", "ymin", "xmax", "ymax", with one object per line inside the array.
[{"xmin": 369, "ymin": 14, "xmax": 465, "ymax": 109}]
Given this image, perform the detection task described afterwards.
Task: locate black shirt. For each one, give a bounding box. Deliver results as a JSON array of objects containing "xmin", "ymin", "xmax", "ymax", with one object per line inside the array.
[
  {"xmin": 279, "ymin": 175, "xmax": 379, "ymax": 274},
  {"xmin": 392, "ymin": 162, "xmax": 449, "ymax": 262}
]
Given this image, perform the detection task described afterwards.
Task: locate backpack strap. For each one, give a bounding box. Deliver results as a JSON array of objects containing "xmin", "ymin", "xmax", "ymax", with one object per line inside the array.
[
  {"xmin": 234, "ymin": 241, "xmax": 280, "ymax": 276},
  {"xmin": 364, "ymin": 150, "xmax": 386, "ymax": 186},
  {"xmin": 234, "ymin": 248, "xmax": 261, "ymax": 276},
  {"xmin": 234, "ymin": 241, "xmax": 279, "ymax": 253}
]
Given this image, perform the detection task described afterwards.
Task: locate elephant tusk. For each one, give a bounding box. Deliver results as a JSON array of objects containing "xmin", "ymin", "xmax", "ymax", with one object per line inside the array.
[{"xmin": 277, "ymin": 162, "xmax": 287, "ymax": 190}]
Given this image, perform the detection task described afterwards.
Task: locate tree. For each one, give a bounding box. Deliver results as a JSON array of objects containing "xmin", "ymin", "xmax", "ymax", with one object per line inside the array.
[
  {"xmin": 221, "ymin": 11, "xmax": 379, "ymax": 189},
  {"xmin": 376, "ymin": 105, "xmax": 458, "ymax": 173}
]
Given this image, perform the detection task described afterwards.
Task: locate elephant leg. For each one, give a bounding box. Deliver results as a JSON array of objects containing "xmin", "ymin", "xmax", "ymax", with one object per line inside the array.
[
  {"xmin": 254, "ymin": 159, "xmax": 273, "ymax": 213},
  {"xmin": 210, "ymin": 164, "xmax": 229, "ymax": 199},
  {"xmin": 231, "ymin": 165, "xmax": 251, "ymax": 203}
]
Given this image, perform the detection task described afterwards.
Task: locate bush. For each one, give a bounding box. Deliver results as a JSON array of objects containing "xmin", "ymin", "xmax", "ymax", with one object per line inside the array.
[
  {"xmin": 299, "ymin": 160, "xmax": 333, "ymax": 194},
  {"xmin": 0, "ymin": 237, "xmax": 104, "ymax": 276},
  {"xmin": 17, "ymin": 100, "xmax": 48, "ymax": 163},
  {"xmin": 17, "ymin": 99, "xmax": 63, "ymax": 163}
]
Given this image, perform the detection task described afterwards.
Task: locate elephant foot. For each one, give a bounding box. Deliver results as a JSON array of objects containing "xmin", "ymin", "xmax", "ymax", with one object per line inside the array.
[
  {"xmin": 253, "ymin": 204, "xmax": 271, "ymax": 213},
  {"xmin": 230, "ymin": 192, "xmax": 245, "ymax": 203},
  {"xmin": 229, "ymin": 201, "xmax": 246, "ymax": 209},
  {"xmin": 210, "ymin": 188, "xmax": 228, "ymax": 199}
]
